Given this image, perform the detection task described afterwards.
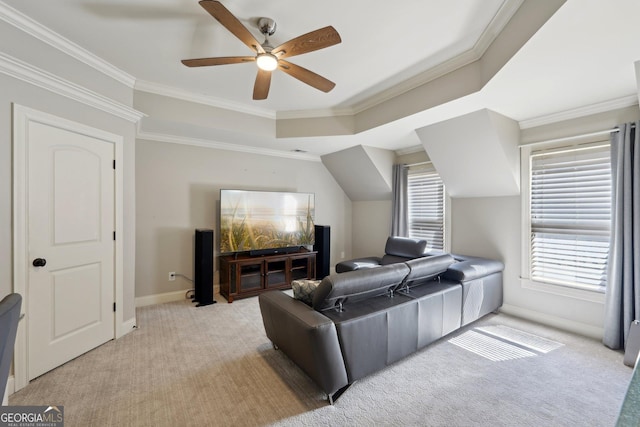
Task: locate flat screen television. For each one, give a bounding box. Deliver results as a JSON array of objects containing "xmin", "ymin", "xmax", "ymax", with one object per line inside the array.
[{"xmin": 219, "ymin": 189, "xmax": 315, "ymax": 254}]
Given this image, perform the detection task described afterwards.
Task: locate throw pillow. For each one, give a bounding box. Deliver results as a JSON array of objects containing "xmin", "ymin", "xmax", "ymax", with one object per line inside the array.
[{"xmin": 292, "ymin": 279, "xmax": 321, "ymax": 306}]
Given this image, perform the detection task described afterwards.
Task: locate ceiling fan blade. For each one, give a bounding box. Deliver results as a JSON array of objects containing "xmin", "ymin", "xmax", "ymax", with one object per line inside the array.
[
  {"xmin": 181, "ymin": 56, "xmax": 255, "ymax": 67},
  {"xmin": 278, "ymin": 60, "xmax": 336, "ymax": 93},
  {"xmin": 272, "ymin": 26, "xmax": 341, "ymax": 59},
  {"xmin": 199, "ymin": 0, "xmax": 264, "ymax": 54},
  {"xmin": 253, "ymin": 69, "xmax": 272, "ymax": 100}
]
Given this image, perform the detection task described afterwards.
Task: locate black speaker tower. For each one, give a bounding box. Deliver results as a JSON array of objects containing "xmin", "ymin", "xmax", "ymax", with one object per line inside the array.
[
  {"xmin": 194, "ymin": 229, "xmax": 216, "ymax": 307},
  {"xmin": 314, "ymin": 225, "xmax": 330, "ymax": 279}
]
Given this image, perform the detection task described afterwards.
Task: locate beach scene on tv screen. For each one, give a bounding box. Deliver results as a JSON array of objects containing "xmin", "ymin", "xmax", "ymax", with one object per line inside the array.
[{"xmin": 220, "ymin": 190, "xmax": 315, "ymax": 253}]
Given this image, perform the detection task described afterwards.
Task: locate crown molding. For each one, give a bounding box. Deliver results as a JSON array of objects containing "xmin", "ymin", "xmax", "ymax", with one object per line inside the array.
[
  {"xmin": 351, "ymin": 52, "xmax": 481, "ymax": 116},
  {"xmin": 0, "ymin": 52, "xmax": 145, "ymax": 122},
  {"xmin": 0, "ymin": 1, "xmax": 136, "ymax": 88},
  {"xmin": 136, "ymin": 0, "xmax": 516, "ymax": 125},
  {"xmin": 248, "ymin": 0, "xmax": 524, "ymax": 121},
  {"xmin": 474, "ymin": 0, "xmax": 525, "ymax": 54},
  {"xmin": 519, "ymin": 95, "xmax": 639, "ymax": 129},
  {"xmin": 274, "ymin": 51, "xmax": 478, "ymax": 121},
  {"xmin": 277, "ymin": 107, "xmax": 354, "ymax": 120},
  {"xmin": 275, "ymin": 47, "xmax": 478, "ymax": 120},
  {"xmin": 0, "ymin": 0, "xmax": 528, "ymax": 128},
  {"xmin": 134, "ymin": 80, "xmax": 276, "ymax": 120},
  {"xmin": 347, "ymin": 0, "xmax": 524, "ymax": 115},
  {"xmin": 136, "ymin": 130, "xmax": 321, "ymax": 162}
]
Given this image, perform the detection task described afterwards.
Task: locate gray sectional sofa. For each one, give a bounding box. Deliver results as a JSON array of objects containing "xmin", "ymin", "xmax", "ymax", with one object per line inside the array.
[{"xmin": 258, "ymin": 237, "xmax": 504, "ymax": 404}]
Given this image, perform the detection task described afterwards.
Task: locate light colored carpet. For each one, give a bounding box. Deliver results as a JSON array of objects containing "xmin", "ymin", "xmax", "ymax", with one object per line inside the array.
[{"xmin": 10, "ymin": 294, "xmax": 632, "ymax": 427}]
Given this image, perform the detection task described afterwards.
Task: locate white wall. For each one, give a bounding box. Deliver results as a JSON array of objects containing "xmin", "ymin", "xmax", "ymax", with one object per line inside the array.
[
  {"xmin": 351, "ymin": 200, "xmax": 392, "ymax": 259},
  {"xmin": 0, "ymin": 33, "xmax": 138, "ymax": 321},
  {"xmin": 450, "ymin": 196, "xmax": 605, "ymax": 338},
  {"xmin": 321, "ymin": 145, "xmax": 394, "ymax": 201},
  {"xmin": 135, "ymin": 140, "xmax": 352, "ymax": 299},
  {"xmin": 347, "ymin": 149, "xmax": 427, "ymax": 260},
  {"xmin": 450, "ymin": 106, "xmax": 640, "ymax": 339}
]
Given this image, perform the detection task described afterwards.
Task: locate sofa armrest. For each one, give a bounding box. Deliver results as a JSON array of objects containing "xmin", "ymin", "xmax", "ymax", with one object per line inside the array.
[
  {"xmin": 258, "ymin": 291, "xmax": 348, "ymax": 396},
  {"xmin": 443, "ymin": 255, "xmax": 504, "ymax": 282}
]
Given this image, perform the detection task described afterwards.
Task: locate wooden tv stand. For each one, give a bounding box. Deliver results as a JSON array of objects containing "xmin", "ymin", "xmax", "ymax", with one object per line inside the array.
[{"xmin": 219, "ymin": 249, "xmax": 316, "ymax": 302}]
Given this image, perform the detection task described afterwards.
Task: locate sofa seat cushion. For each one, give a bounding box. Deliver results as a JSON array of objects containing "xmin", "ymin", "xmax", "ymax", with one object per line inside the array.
[
  {"xmin": 335, "ymin": 257, "xmax": 382, "ymax": 273},
  {"xmin": 313, "ymin": 263, "xmax": 410, "ymax": 311}
]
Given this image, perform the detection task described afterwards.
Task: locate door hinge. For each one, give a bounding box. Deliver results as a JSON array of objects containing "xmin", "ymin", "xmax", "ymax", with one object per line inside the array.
[
  {"xmin": 113, "ymin": 231, "xmax": 116, "ymax": 241},
  {"xmin": 113, "ymin": 160, "xmax": 116, "ymax": 169},
  {"xmin": 113, "ymin": 302, "xmax": 116, "ymax": 312}
]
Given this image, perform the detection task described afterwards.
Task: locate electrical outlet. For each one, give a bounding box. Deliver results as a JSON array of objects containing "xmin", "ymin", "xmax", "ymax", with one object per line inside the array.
[
  {"xmin": 340, "ymin": 251, "xmax": 345, "ymax": 259},
  {"xmin": 168, "ymin": 272, "xmax": 176, "ymax": 281}
]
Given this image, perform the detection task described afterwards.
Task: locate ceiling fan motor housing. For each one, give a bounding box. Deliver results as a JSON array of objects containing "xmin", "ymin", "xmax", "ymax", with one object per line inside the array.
[{"xmin": 258, "ymin": 18, "xmax": 277, "ymax": 37}]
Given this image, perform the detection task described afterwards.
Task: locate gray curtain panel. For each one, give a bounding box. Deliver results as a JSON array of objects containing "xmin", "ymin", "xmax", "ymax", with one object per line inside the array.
[
  {"xmin": 391, "ymin": 163, "xmax": 408, "ymax": 237},
  {"xmin": 603, "ymin": 121, "xmax": 640, "ymax": 350}
]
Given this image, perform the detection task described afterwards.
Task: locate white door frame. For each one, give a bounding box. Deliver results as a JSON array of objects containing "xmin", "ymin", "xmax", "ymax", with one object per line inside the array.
[{"xmin": 12, "ymin": 104, "xmax": 126, "ymax": 391}]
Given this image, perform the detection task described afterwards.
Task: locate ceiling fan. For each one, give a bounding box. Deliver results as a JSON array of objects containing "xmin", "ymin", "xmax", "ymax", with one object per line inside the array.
[{"xmin": 182, "ymin": 0, "xmax": 342, "ymax": 100}]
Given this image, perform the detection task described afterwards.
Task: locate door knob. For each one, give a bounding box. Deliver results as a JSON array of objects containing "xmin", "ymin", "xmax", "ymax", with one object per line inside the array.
[{"xmin": 32, "ymin": 258, "xmax": 47, "ymax": 267}]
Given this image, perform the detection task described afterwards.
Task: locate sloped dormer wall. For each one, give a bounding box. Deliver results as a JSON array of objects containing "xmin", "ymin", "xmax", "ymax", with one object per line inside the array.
[
  {"xmin": 321, "ymin": 145, "xmax": 396, "ymax": 258},
  {"xmin": 416, "ymin": 109, "xmax": 520, "ymax": 197},
  {"xmin": 320, "ymin": 145, "xmax": 395, "ymax": 201}
]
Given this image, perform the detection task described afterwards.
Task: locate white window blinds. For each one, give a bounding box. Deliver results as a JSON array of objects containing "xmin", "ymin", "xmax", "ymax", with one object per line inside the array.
[
  {"xmin": 529, "ymin": 142, "xmax": 611, "ymax": 290},
  {"xmin": 408, "ymin": 165, "xmax": 445, "ymax": 250}
]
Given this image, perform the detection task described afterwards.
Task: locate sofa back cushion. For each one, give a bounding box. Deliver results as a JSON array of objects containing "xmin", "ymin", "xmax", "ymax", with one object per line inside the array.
[
  {"xmin": 312, "ymin": 263, "xmax": 410, "ymax": 311},
  {"xmin": 384, "ymin": 236, "xmax": 427, "ymax": 258},
  {"xmin": 402, "ymin": 254, "xmax": 455, "ymax": 289}
]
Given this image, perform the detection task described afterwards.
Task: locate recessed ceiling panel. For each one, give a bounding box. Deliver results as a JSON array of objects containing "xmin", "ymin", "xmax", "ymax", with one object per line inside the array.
[{"xmin": 2, "ymin": 0, "xmax": 507, "ymax": 111}]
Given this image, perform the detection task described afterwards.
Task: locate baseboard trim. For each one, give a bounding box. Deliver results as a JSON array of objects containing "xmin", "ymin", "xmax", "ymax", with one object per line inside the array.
[
  {"xmin": 118, "ymin": 317, "xmax": 137, "ymax": 338},
  {"xmin": 499, "ymin": 304, "xmax": 604, "ymax": 341},
  {"xmin": 135, "ymin": 285, "xmax": 220, "ymax": 308},
  {"xmin": 135, "ymin": 290, "xmax": 189, "ymax": 308}
]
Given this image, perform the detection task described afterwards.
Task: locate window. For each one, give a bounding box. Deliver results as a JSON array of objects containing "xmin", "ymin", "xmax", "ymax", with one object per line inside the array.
[
  {"xmin": 407, "ymin": 164, "xmax": 445, "ymax": 250},
  {"xmin": 528, "ymin": 141, "xmax": 611, "ymax": 292}
]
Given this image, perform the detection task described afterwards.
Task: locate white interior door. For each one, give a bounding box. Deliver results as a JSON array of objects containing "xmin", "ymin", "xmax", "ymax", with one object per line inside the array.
[{"xmin": 27, "ymin": 121, "xmax": 115, "ymax": 380}]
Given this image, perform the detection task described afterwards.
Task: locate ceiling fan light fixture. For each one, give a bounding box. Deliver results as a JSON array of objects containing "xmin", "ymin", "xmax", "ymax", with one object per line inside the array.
[
  {"xmin": 256, "ymin": 53, "xmax": 278, "ymax": 71},
  {"xmin": 182, "ymin": 2, "xmax": 341, "ymax": 99}
]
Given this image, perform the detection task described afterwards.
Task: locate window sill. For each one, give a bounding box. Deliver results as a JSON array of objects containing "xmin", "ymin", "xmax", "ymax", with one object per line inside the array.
[{"xmin": 520, "ymin": 278, "xmax": 606, "ymax": 304}]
